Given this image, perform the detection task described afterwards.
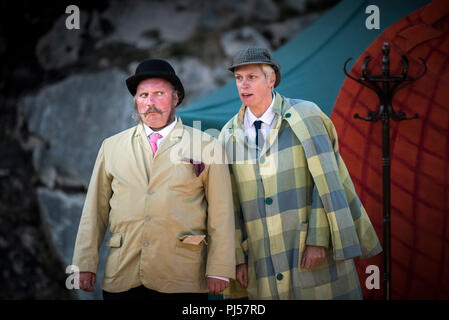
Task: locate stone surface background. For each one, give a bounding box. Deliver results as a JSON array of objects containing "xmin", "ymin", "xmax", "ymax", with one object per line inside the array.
[{"xmin": 0, "ymin": 0, "xmax": 338, "ymax": 299}]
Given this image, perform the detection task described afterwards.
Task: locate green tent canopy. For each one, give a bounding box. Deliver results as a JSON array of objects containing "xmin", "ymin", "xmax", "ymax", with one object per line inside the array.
[{"xmin": 178, "ymin": 0, "xmax": 430, "ymax": 133}]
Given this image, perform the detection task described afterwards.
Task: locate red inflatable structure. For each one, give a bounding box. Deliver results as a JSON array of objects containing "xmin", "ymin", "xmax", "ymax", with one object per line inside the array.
[{"xmin": 331, "ymin": 0, "xmax": 449, "ymax": 299}]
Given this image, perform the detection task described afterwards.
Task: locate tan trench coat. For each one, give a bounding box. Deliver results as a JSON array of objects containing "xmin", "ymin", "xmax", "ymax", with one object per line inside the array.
[{"xmin": 72, "ymin": 118, "xmax": 236, "ymax": 293}]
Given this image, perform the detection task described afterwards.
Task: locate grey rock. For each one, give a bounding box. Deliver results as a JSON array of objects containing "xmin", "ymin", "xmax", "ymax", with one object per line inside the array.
[
  {"xmin": 87, "ymin": 10, "xmax": 104, "ymax": 39},
  {"xmin": 170, "ymin": 57, "xmax": 220, "ymax": 105},
  {"xmin": 36, "ymin": 187, "xmax": 109, "ymax": 300},
  {"xmin": 39, "ymin": 166, "xmax": 57, "ymax": 190},
  {"xmin": 35, "ymin": 12, "xmax": 87, "ymax": 71},
  {"xmin": 22, "ymin": 68, "xmax": 134, "ymax": 189},
  {"xmin": 200, "ymin": 0, "xmax": 279, "ymax": 30},
  {"xmin": 20, "ymin": 227, "xmax": 38, "ymax": 255},
  {"xmin": 283, "ymin": 0, "xmax": 308, "ymax": 13},
  {"xmin": 0, "ymin": 236, "xmax": 7, "ymax": 249},
  {"xmin": 220, "ymin": 27, "xmax": 272, "ymax": 58},
  {"xmin": 127, "ymin": 61, "xmax": 140, "ymax": 75},
  {"xmin": 0, "ymin": 169, "xmax": 9, "ymax": 177},
  {"xmin": 251, "ymin": 0, "xmax": 280, "ymax": 22},
  {"xmin": 264, "ymin": 13, "xmax": 322, "ymax": 47},
  {"xmin": 200, "ymin": 0, "xmax": 250, "ymax": 30},
  {"xmin": 97, "ymin": 0, "xmax": 201, "ymax": 49},
  {"xmin": 36, "ymin": 188, "xmax": 85, "ymax": 266},
  {"xmin": 211, "ymin": 60, "xmax": 236, "ymax": 87},
  {"xmin": 282, "ymin": 0, "xmax": 333, "ymax": 14},
  {"xmin": 98, "ymin": 58, "xmax": 110, "ymax": 68}
]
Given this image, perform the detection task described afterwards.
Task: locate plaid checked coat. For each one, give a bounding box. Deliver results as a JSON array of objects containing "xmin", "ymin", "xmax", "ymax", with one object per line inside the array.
[{"xmin": 218, "ymin": 92, "xmax": 382, "ymax": 299}]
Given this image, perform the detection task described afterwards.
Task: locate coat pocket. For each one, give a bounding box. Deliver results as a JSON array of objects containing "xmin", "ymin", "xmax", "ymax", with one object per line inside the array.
[
  {"xmin": 174, "ymin": 240, "xmax": 206, "ymax": 282},
  {"xmin": 176, "ymin": 240, "xmax": 204, "ymax": 259},
  {"xmin": 297, "ymin": 222, "xmax": 308, "ymax": 266},
  {"xmin": 297, "ymin": 223, "xmax": 335, "ymax": 289},
  {"xmin": 104, "ymin": 233, "xmax": 122, "ymax": 279}
]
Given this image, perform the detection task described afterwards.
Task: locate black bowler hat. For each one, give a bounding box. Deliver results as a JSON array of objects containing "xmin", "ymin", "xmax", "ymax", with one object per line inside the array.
[{"xmin": 126, "ymin": 59, "xmax": 185, "ymax": 106}]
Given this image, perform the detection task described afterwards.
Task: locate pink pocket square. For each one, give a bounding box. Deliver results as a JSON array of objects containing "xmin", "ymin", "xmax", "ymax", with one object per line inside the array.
[{"xmin": 181, "ymin": 158, "xmax": 205, "ymax": 177}]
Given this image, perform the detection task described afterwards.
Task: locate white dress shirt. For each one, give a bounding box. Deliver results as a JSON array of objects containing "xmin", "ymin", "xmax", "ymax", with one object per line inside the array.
[
  {"xmin": 244, "ymin": 92, "xmax": 276, "ymax": 145},
  {"xmin": 143, "ymin": 117, "xmax": 178, "ymax": 152}
]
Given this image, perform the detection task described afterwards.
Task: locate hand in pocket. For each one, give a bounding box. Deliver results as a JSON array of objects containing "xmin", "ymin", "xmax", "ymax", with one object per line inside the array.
[{"xmin": 300, "ymin": 245, "xmax": 326, "ymax": 269}]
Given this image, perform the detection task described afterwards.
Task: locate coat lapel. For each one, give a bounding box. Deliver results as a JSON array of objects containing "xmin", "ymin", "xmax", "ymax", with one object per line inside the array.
[
  {"xmin": 228, "ymin": 106, "xmax": 257, "ymax": 162},
  {"xmin": 134, "ymin": 118, "xmax": 185, "ymax": 185},
  {"xmin": 134, "ymin": 123, "xmax": 152, "ymax": 185},
  {"xmin": 154, "ymin": 116, "xmax": 183, "ymax": 158},
  {"xmin": 230, "ymin": 93, "xmax": 285, "ymax": 161},
  {"xmin": 259, "ymin": 92, "xmax": 284, "ymax": 157}
]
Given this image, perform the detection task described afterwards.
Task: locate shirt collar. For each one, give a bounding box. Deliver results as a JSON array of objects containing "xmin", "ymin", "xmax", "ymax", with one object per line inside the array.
[
  {"xmin": 245, "ymin": 91, "xmax": 276, "ymax": 127},
  {"xmin": 143, "ymin": 117, "xmax": 178, "ymax": 138}
]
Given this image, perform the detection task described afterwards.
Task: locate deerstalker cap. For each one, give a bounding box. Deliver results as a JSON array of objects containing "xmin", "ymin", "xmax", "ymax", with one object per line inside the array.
[{"xmin": 228, "ymin": 47, "xmax": 281, "ymax": 87}]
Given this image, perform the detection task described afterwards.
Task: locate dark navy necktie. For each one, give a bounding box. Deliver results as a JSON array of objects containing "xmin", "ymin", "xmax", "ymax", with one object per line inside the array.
[{"xmin": 254, "ymin": 120, "xmax": 263, "ymax": 155}]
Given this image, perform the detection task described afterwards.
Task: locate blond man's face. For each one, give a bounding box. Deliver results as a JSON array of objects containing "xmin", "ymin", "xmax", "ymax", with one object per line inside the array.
[{"xmin": 234, "ymin": 64, "xmax": 275, "ymax": 109}]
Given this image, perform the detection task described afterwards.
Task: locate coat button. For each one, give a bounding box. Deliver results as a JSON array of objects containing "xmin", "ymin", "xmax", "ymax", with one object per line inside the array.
[
  {"xmin": 265, "ymin": 197, "xmax": 273, "ymax": 205},
  {"xmin": 285, "ymin": 113, "xmax": 291, "ymax": 118},
  {"xmin": 145, "ymin": 216, "xmax": 150, "ymax": 221},
  {"xmin": 260, "ymin": 156, "xmax": 265, "ymax": 163},
  {"xmin": 148, "ymin": 190, "xmax": 154, "ymax": 195},
  {"xmin": 143, "ymin": 241, "xmax": 149, "ymax": 247},
  {"xmin": 276, "ymin": 273, "xmax": 283, "ymax": 280}
]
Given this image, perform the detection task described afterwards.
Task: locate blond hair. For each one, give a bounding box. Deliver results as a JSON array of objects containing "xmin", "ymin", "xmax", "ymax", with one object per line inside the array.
[{"xmin": 260, "ymin": 64, "xmax": 275, "ymax": 84}]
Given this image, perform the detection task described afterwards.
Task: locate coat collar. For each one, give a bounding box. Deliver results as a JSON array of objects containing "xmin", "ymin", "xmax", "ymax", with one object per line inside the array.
[
  {"xmin": 134, "ymin": 116, "xmax": 184, "ymax": 158},
  {"xmin": 154, "ymin": 117, "xmax": 183, "ymax": 158},
  {"xmin": 234, "ymin": 91, "xmax": 286, "ymax": 129},
  {"xmin": 228, "ymin": 92, "xmax": 288, "ymax": 157}
]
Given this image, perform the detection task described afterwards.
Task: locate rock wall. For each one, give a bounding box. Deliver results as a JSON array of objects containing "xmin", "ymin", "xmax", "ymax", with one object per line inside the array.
[{"xmin": 0, "ymin": 0, "xmax": 339, "ymax": 299}]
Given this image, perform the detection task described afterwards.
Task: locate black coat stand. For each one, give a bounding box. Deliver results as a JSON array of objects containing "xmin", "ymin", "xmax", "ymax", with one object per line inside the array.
[{"xmin": 343, "ymin": 42, "xmax": 427, "ymax": 300}]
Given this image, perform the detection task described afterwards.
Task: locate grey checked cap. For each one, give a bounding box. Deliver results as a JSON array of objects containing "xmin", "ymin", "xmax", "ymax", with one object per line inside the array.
[{"xmin": 228, "ymin": 47, "xmax": 281, "ymax": 87}]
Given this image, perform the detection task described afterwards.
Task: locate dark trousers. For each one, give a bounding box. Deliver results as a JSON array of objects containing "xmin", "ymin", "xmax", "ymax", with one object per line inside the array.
[{"xmin": 102, "ymin": 286, "xmax": 209, "ymax": 301}]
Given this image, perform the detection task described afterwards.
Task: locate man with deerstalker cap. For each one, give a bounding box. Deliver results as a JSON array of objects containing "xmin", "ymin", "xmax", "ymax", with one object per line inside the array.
[
  {"xmin": 218, "ymin": 47, "xmax": 382, "ymax": 299},
  {"xmin": 72, "ymin": 59, "xmax": 235, "ymax": 300}
]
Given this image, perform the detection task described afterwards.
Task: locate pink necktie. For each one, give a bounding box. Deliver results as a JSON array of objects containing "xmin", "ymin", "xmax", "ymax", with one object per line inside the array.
[{"xmin": 148, "ymin": 133, "xmax": 162, "ymax": 156}]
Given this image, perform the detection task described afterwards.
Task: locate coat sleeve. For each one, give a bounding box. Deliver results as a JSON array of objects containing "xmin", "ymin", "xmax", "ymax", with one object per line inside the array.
[
  {"xmin": 306, "ymin": 185, "xmax": 330, "ymax": 248},
  {"xmin": 72, "ymin": 140, "xmax": 112, "ymax": 273},
  {"xmin": 230, "ymin": 165, "xmax": 248, "ymax": 265},
  {"xmin": 217, "ymin": 126, "xmax": 247, "ymax": 265},
  {"xmin": 336, "ymin": 150, "xmax": 383, "ymax": 259},
  {"xmin": 289, "ymin": 101, "xmax": 381, "ymax": 260},
  {"xmin": 321, "ymin": 113, "xmax": 382, "ymax": 259},
  {"xmin": 203, "ymin": 140, "xmax": 236, "ymax": 280}
]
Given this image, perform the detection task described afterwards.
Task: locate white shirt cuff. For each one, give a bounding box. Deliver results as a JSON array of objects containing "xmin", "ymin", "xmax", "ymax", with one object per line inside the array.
[{"xmin": 207, "ymin": 276, "xmax": 230, "ymax": 282}]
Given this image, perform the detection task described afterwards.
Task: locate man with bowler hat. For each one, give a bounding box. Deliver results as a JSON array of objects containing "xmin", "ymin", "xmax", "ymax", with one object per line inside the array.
[
  {"xmin": 219, "ymin": 48, "xmax": 382, "ymax": 299},
  {"xmin": 72, "ymin": 59, "xmax": 235, "ymax": 300}
]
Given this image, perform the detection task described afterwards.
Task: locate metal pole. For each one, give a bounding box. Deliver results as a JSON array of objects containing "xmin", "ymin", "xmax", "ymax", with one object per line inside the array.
[
  {"xmin": 382, "ymin": 111, "xmax": 391, "ymax": 300},
  {"xmin": 381, "ymin": 48, "xmax": 392, "ymax": 300}
]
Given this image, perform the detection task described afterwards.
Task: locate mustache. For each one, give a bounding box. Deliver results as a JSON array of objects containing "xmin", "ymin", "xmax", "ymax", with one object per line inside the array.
[{"xmin": 139, "ymin": 106, "xmax": 163, "ymax": 115}]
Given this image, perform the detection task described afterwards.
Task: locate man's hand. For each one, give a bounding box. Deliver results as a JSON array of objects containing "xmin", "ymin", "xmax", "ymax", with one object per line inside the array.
[
  {"xmin": 300, "ymin": 245, "xmax": 326, "ymax": 269},
  {"xmin": 79, "ymin": 272, "xmax": 96, "ymax": 292},
  {"xmin": 207, "ymin": 277, "xmax": 229, "ymax": 295},
  {"xmin": 236, "ymin": 263, "xmax": 248, "ymax": 288}
]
